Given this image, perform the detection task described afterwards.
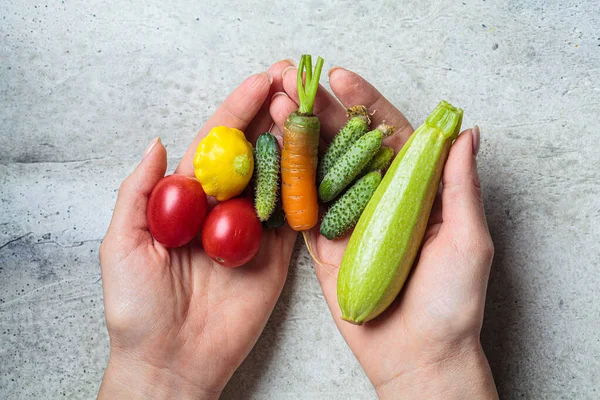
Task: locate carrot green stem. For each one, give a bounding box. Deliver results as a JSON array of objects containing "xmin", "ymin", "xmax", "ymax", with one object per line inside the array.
[
  {"xmin": 297, "ymin": 56, "xmax": 306, "ymax": 111},
  {"xmin": 305, "ymin": 55, "xmax": 313, "ymax": 84},
  {"xmin": 297, "ymin": 54, "xmax": 324, "ymax": 115}
]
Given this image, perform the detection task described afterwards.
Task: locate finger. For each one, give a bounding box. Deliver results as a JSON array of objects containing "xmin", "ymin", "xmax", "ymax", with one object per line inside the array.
[
  {"xmin": 281, "ymin": 66, "xmax": 347, "ymax": 142},
  {"xmin": 270, "ymin": 123, "xmax": 283, "ymax": 147},
  {"xmin": 328, "ymin": 67, "xmax": 414, "ymax": 151},
  {"xmin": 245, "ymin": 60, "xmax": 297, "ymax": 144},
  {"xmin": 312, "ymin": 234, "xmax": 345, "ymax": 282},
  {"xmin": 309, "ymin": 235, "xmax": 353, "ymax": 328},
  {"xmin": 269, "ymin": 91, "xmax": 297, "ymax": 136},
  {"xmin": 274, "ymin": 223, "xmax": 298, "ymax": 251},
  {"xmin": 440, "ymin": 127, "xmax": 489, "ymax": 241},
  {"xmin": 175, "ymin": 72, "xmax": 272, "ymax": 176},
  {"xmin": 269, "ymin": 59, "xmax": 295, "ymax": 95},
  {"xmin": 428, "ymin": 187, "xmax": 443, "ymax": 226},
  {"xmin": 245, "ymin": 98, "xmax": 274, "ymax": 145},
  {"xmin": 108, "ymin": 138, "xmax": 167, "ymax": 239}
]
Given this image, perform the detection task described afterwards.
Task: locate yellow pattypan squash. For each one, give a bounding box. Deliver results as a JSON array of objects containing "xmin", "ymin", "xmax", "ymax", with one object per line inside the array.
[{"xmin": 193, "ymin": 126, "xmax": 254, "ymax": 201}]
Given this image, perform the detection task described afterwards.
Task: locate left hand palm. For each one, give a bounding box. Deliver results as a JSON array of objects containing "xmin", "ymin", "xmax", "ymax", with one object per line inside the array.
[{"xmin": 100, "ymin": 61, "xmax": 297, "ymax": 396}]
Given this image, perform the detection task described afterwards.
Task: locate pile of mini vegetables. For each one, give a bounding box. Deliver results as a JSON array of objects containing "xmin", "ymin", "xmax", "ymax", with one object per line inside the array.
[
  {"xmin": 147, "ymin": 55, "xmax": 463, "ymax": 325},
  {"xmin": 147, "ymin": 125, "xmax": 262, "ymax": 268},
  {"xmin": 256, "ymin": 106, "xmax": 396, "ymax": 240},
  {"xmin": 146, "ymin": 54, "xmax": 395, "ymax": 267},
  {"xmin": 256, "ymin": 55, "xmax": 396, "ymax": 240},
  {"xmin": 146, "ymin": 54, "xmax": 465, "ymax": 327}
]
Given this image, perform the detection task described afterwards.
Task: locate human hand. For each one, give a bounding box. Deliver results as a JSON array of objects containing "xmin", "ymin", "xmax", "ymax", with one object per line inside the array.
[
  {"xmin": 98, "ymin": 60, "xmax": 298, "ymax": 400},
  {"xmin": 270, "ymin": 66, "xmax": 498, "ymax": 399}
]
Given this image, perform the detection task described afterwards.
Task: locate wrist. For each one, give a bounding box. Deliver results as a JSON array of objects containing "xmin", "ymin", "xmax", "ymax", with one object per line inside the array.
[
  {"xmin": 375, "ymin": 339, "xmax": 498, "ymax": 400},
  {"xmin": 98, "ymin": 352, "xmax": 221, "ymax": 400}
]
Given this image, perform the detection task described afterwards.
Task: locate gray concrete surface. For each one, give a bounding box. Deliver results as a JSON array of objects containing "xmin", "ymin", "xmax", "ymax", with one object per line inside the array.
[{"xmin": 1, "ymin": 0, "xmax": 599, "ymax": 398}]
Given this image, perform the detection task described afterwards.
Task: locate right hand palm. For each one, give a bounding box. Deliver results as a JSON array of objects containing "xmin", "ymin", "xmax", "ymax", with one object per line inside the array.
[{"xmin": 269, "ymin": 66, "xmax": 494, "ymax": 390}]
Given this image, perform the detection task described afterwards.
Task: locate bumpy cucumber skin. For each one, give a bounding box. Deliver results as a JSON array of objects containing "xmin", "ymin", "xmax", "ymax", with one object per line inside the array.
[
  {"xmin": 337, "ymin": 101, "xmax": 463, "ymax": 325},
  {"xmin": 319, "ymin": 129, "xmax": 383, "ymax": 203},
  {"xmin": 362, "ymin": 146, "xmax": 394, "ymax": 174},
  {"xmin": 254, "ymin": 132, "xmax": 280, "ymax": 221},
  {"xmin": 318, "ymin": 111, "xmax": 370, "ymax": 183},
  {"xmin": 320, "ymin": 171, "xmax": 382, "ymax": 240}
]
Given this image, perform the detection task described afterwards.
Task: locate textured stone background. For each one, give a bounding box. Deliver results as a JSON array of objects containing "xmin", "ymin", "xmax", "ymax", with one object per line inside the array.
[{"xmin": 1, "ymin": 0, "xmax": 599, "ymax": 398}]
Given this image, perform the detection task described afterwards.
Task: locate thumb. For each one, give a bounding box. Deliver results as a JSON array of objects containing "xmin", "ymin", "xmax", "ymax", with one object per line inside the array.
[
  {"xmin": 107, "ymin": 137, "xmax": 167, "ymax": 239},
  {"xmin": 440, "ymin": 126, "xmax": 490, "ymax": 242}
]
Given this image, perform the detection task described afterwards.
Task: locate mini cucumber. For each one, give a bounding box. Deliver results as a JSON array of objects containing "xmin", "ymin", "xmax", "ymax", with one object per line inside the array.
[
  {"xmin": 318, "ymin": 106, "xmax": 370, "ymax": 183},
  {"xmin": 319, "ymin": 124, "xmax": 394, "ymax": 203},
  {"xmin": 361, "ymin": 146, "xmax": 394, "ymax": 174},
  {"xmin": 263, "ymin": 198, "xmax": 285, "ymax": 229},
  {"xmin": 320, "ymin": 171, "xmax": 382, "ymax": 240},
  {"xmin": 337, "ymin": 100, "xmax": 463, "ymax": 325},
  {"xmin": 254, "ymin": 132, "xmax": 280, "ymax": 221}
]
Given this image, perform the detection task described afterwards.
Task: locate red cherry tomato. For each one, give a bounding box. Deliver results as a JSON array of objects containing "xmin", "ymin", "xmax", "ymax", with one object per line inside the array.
[
  {"xmin": 147, "ymin": 174, "xmax": 208, "ymax": 248},
  {"xmin": 201, "ymin": 197, "xmax": 262, "ymax": 268}
]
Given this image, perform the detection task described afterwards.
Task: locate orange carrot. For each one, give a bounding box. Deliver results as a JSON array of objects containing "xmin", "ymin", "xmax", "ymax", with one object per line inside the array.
[{"xmin": 281, "ymin": 54, "xmax": 324, "ymax": 231}]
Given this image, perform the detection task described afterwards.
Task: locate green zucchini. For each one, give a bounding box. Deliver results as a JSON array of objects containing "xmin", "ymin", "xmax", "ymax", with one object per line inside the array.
[
  {"xmin": 318, "ymin": 106, "xmax": 370, "ymax": 183},
  {"xmin": 319, "ymin": 124, "xmax": 394, "ymax": 203},
  {"xmin": 337, "ymin": 100, "xmax": 463, "ymax": 325},
  {"xmin": 254, "ymin": 132, "xmax": 280, "ymax": 221},
  {"xmin": 320, "ymin": 171, "xmax": 382, "ymax": 240}
]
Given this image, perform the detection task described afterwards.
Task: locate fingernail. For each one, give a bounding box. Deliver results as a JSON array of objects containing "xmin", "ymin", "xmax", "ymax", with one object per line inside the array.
[
  {"xmin": 271, "ymin": 126, "xmax": 283, "ymax": 142},
  {"xmin": 271, "ymin": 91, "xmax": 289, "ymax": 101},
  {"xmin": 472, "ymin": 125, "xmax": 480, "ymax": 156},
  {"xmin": 263, "ymin": 71, "xmax": 273, "ymax": 85},
  {"xmin": 282, "ymin": 65, "xmax": 296, "ymax": 79},
  {"xmin": 328, "ymin": 66, "xmax": 344, "ymax": 78},
  {"xmin": 143, "ymin": 137, "xmax": 160, "ymax": 158},
  {"xmin": 283, "ymin": 58, "xmax": 296, "ymax": 67}
]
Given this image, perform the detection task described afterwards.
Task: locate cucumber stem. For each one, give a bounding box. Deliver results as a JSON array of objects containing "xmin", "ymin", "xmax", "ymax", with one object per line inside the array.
[
  {"xmin": 297, "ymin": 54, "xmax": 324, "ymax": 115},
  {"xmin": 376, "ymin": 123, "xmax": 396, "ymax": 138},
  {"xmin": 346, "ymin": 105, "xmax": 371, "ymax": 124}
]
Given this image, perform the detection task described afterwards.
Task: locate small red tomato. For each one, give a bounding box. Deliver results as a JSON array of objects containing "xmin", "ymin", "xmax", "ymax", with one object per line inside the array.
[
  {"xmin": 147, "ymin": 174, "xmax": 208, "ymax": 248},
  {"xmin": 201, "ymin": 197, "xmax": 262, "ymax": 268}
]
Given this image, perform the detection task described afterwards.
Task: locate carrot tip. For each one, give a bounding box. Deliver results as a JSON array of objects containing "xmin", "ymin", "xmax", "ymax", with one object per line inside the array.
[{"xmin": 301, "ymin": 231, "xmax": 338, "ymax": 278}]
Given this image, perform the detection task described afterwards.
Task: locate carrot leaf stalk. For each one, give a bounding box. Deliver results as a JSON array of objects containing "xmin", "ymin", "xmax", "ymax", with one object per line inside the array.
[{"xmin": 297, "ymin": 55, "xmax": 324, "ymax": 115}]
